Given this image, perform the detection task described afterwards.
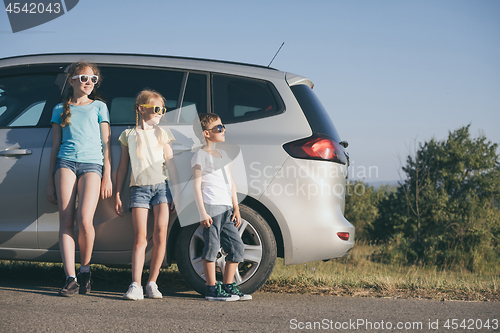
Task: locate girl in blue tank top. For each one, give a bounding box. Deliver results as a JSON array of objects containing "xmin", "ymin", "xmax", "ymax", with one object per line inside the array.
[{"xmin": 46, "ymin": 62, "xmax": 112, "ymax": 297}]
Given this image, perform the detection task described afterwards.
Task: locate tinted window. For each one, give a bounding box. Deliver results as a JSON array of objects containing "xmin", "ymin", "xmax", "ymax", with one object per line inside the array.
[
  {"xmin": 212, "ymin": 74, "xmax": 284, "ymax": 124},
  {"xmin": 177, "ymin": 73, "xmax": 207, "ymax": 123},
  {"xmin": 95, "ymin": 67, "xmax": 207, "ymax": 125},
  {"xmin": 0, "ymin": 74, "xmax": 58, "ymax": 127},
  {"xmin": 291, "ymin": 84, "xmax": 341, "ymax": 142}
]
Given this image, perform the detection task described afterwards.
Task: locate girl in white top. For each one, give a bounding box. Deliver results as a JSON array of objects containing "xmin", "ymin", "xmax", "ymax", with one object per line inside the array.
[{"xmin": 115, "ymin": 89, "xmax": 177, "ymax": 300}]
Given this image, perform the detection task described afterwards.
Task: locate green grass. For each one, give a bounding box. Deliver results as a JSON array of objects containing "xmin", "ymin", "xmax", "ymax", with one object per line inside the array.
[
  {"xmin": 1, "ymin": 243, "xmax": 498, "ymax": 300},
  {"xmin": 262, "ymin": 243, "xmax": 500, "ymax": 301},
  {"xmin": 0, "ymin": 260, "xmax": 190, "ymax": 292}
]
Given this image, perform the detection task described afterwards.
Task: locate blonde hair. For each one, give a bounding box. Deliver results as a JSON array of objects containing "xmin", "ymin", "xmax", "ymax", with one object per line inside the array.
[
  {"xmin": 61, "ymin": 62, "xmax": 101, "ymax": 127},
  {"xmin": 134, "ymin": 89, "xmax": 168, "ymax": 159}
]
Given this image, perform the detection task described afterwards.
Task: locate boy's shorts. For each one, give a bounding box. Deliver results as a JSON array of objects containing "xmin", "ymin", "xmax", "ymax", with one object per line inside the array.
[
  {"xmin": 202, "ymin": 204, "xmax": 244, "ymax": 263},
  {"xmin": 129, "ymin": 181, "xmax": 172, "ymax": 211},
  {"xmin": 54, "ymin": 158, "xmax": 103, "ymax": 179}
]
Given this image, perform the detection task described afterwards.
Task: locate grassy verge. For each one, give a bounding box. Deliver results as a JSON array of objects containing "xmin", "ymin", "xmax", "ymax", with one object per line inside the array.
[
  {"xmin": 0, "ymin": 260, "xmax": 190, "ymax": 293},
  {"xmin": 262, "ymin": 243, "xmax": 499, "ymax": 301},
  {"xmin": 1, "ymin": 243, "xmax": 498, "ymax": 301}
]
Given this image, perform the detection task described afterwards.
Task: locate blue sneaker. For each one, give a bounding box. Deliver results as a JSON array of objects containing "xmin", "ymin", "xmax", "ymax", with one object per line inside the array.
[
  {"xmin": 223, "ymin": 282, "xmax": 252, "ymax": 301},
  {"xmin": 205, "ymin": 282, "xmax": 239, "ymax": 301}
]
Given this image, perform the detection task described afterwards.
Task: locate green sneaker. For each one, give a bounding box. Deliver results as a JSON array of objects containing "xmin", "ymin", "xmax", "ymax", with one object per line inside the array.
[
  {"xmin": 223, "ymin": 282, "xmax": 252, "ymax": 301},
  {"xmin": 205, "ymin": 282, "xmax": 239, "ymax": 301}
]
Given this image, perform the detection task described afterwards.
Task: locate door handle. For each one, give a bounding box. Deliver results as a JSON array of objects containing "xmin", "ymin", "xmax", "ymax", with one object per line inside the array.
[
  {"xmin": 172, "ymin": 144, "xmax": 192, "ymax": 152},
  {"xmin": 0, "ymin": 148, "xmax": 33, "ymax": 156}
]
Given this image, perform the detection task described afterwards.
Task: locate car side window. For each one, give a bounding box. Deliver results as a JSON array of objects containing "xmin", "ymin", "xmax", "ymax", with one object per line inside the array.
[
  {"xmin": 97, "ymin": 67, "xmax": 207, "ymax": 126},
  {"xmin": 176, "ymin": 73, "xmax": 207, "ymax": 124},
  {"xmin": 0, "ymin": 74, "xmax": 58, "ymax": 127},
  {"xmin": 212, "ymin": 74, "xmax": 284, "ymax": 124}
]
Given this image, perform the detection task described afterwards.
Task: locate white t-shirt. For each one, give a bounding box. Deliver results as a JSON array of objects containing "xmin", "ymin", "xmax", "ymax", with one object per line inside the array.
[
  {"xmin": 119, "ymin": 127, "xmax": 175, "ymax": 186},
  {"xmin": 191, "ymin": 148, "xmax": 233, "ymax": 206}
]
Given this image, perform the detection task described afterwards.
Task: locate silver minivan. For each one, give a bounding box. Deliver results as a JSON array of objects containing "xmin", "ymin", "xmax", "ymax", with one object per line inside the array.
[{"xmin": 0, "ymin": 53, "xmax": 354, "ymax": 294}]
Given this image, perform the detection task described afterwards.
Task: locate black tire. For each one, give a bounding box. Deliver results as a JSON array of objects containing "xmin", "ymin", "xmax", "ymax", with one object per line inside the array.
[{"xmin": 175, "ymin": 204, "xmax": 277, "ymax": 295}]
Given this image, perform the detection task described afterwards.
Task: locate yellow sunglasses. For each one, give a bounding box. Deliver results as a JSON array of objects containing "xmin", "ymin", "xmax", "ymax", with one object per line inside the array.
[{"xmin": 140, "ymin": 104, "xmax": 167, "ymax": 115}]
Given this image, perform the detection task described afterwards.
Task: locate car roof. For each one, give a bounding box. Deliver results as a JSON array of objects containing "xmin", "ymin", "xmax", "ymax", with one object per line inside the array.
[{"xmin": 0, "ymin": 53, "xmax": 296, "ymax": 82}]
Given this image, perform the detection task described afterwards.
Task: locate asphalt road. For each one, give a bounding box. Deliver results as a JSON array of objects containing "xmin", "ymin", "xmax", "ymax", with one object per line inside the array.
[{"xmin": 0, "ymin": 281, "xmax": 498, "ymax": 332}]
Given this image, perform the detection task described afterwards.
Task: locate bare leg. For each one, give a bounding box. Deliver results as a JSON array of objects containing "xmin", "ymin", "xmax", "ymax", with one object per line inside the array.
[
  {"xmin": 131, "ymin": 207, "xmax": 149, "ymax": 285},
  {"xmin": 55, "ymin": 168, "xmax": 78, "ymax": 277},
  {"xmin": 203, "ymin": 260, "xmax": 217, "ymax": 286},
  {"xmin": 76, "ymin": 172, "xmax": 101, "ymax": 268},
  {"xmin": 223, "ymin": 261, "xmax": 239, "ymax": 285},
  {"xmin": 147, "ymin": 203, "xmax": 169, "ymax": 284}
]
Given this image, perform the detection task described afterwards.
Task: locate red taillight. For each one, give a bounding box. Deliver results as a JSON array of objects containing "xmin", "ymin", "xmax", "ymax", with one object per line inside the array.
[
  {"xmin": 283, "ymin": 134, "xmax": 347, "ymax": 164},
  {"xmin": 337, "ymin": 232, "xmax": 349, "ymax": 241}
]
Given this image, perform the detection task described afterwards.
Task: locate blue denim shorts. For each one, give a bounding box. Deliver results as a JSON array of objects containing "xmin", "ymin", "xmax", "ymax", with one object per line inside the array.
[
  {"xmin": 129, "ymin": 181, "xmax": 172, "ymax": 211},
  {"xmin": 54, "ymin": 158, "xmax": 103, "ymax": 179},
  {"xmin": 202, "ymin": 204, "xmax": 244, "ymax": 263}
]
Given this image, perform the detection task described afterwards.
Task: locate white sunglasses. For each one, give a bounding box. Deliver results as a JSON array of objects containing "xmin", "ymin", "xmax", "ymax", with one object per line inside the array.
[{"xmin": 71, "ymin": 74, "xmax": 99, "ymax": 84}]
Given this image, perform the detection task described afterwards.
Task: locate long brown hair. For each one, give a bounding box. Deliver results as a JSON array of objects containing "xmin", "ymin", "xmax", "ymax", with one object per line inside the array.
[
  {"xmin": 60, "ymin": 62, "xmax": 101, "ymax": 127},
  {"xmin": 134, "ymin": 89, "xmax": 168, "ymax": 159}
]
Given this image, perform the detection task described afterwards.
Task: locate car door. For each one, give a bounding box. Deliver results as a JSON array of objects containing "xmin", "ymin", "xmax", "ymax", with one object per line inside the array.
[
  {"xmin": 37, "ymin": 64, "xmax": 208, "ymax": 265},
  {"xmin": 0, "ymin": 65, "xmax": 64, "ymax": 251}
]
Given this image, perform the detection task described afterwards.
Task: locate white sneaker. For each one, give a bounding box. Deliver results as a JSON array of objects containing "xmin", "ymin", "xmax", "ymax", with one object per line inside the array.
[
  {"xmin": 145, "ymin": 281, "xmax": 162, "ymax": 299},
  {"xmin": 123, "ymin": 282, "xmax": 144, "ymax": 300}
]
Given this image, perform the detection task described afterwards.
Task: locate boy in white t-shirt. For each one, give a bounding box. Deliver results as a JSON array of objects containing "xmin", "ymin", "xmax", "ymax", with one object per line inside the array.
[{"xmin": 191, "ymin": 113, "xmax": 251, "ymax": 301}]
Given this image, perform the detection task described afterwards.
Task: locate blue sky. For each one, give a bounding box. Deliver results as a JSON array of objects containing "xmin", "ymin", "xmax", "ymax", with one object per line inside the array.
[{"xmin": 1, "ymin": 0, "xmax": 499, "ymax": 182}]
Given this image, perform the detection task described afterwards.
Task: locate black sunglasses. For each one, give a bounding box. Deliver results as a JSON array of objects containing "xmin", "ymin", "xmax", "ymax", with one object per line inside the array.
[{"xmin": 205, "ymin": 124, "xmax": 226, "ymax": 133}]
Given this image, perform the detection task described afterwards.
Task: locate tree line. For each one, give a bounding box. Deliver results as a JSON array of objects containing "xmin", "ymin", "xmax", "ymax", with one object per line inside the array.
[{"xmin": 344, "ymin": 125, "xmax": 500, "ymax": 272}]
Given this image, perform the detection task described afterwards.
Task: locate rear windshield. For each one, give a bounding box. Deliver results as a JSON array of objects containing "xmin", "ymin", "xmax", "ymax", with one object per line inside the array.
[{"xmin": 290, "ymin": 84, "xmax": 341, "ymax": 142}]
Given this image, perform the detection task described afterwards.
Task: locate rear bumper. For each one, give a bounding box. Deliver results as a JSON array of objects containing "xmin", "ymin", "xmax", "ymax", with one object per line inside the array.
[{"xmin": 258, "ymin": 157, "xmax": 355, "ymax": 265}]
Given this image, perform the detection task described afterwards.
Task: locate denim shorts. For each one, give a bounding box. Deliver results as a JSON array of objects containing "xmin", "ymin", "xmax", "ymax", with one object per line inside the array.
[
  {"xmin": 54, "ymin": 158, "xmax": 103, "ymax": 179},
  {"xmin": 129, "ymin": 181, "xmax": 172, "ymax": 211},
  {"xmin": 202, "ymin": 204, "xmax": 244, "ymax": 263}
]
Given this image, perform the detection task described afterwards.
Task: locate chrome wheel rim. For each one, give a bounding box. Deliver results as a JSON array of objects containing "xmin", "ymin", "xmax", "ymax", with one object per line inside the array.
[{"xmin": 188, "ymin": 218, "xmax": 263, "ymax": 284}]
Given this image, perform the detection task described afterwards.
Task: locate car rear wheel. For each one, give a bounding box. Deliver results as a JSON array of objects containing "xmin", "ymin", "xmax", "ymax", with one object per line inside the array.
[{"xmin": 175, "ymin": 204, "xmax": 277, "ymax": 295}]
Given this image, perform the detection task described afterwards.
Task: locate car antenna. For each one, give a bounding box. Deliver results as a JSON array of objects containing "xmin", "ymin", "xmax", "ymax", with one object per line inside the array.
[{"xmin": 268, "ymin": 42, "xmax": 285, "ymax": 67}]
